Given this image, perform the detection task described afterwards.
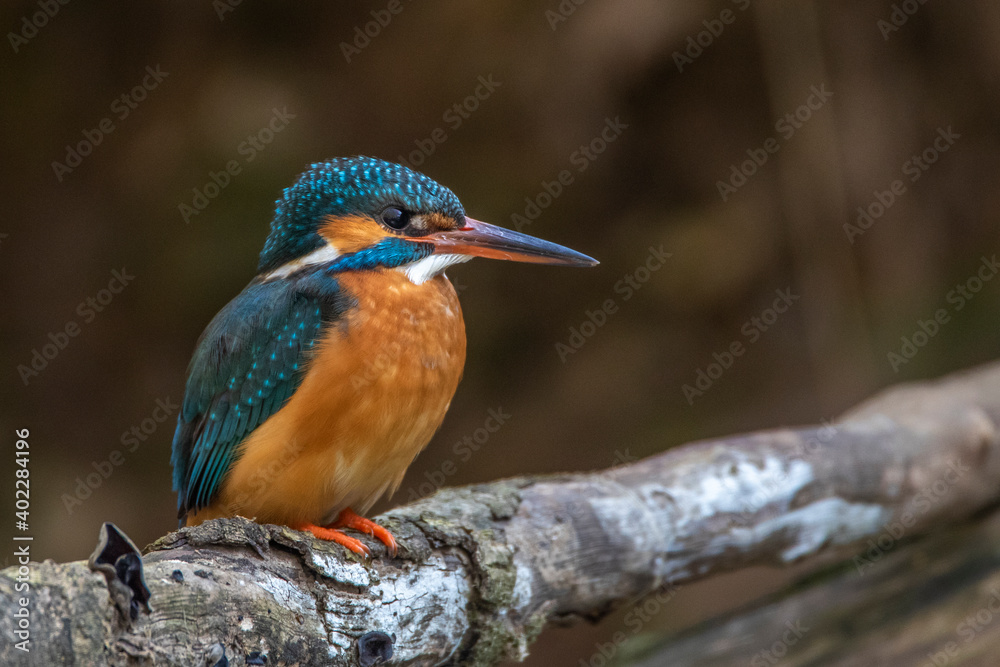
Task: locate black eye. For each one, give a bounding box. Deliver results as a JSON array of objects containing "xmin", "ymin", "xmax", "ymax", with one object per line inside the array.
[{"xmin": 380, "ymin": 206, "xmax": 409, "ymax": 230}]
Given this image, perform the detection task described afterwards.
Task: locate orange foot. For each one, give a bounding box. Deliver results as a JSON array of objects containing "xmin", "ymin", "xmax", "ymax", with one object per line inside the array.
[
  {"xmin": 294, "ymin": 523, "xmax": 372, "ymax": 557},
  {"xmin": 327, "ymin": 508, "xmax": 398, "ymax": 558},
  {"xmin": 294, "ymin": 508, "xmax": 398, "ymax": 558}
]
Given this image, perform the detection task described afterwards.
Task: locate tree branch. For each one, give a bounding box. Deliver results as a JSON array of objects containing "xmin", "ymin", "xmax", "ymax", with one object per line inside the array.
[
  {"xmin": 629, "ymin": 510, "xmax": 1000, "ymax": 666},
  {"xmin": 4, "ymin": 361, "xmax": 1000, "ymax": 666}
]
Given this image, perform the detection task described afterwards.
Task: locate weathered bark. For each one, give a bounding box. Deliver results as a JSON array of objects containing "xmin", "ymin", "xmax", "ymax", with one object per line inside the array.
[
  {"xmin": 3, "ymin": 361, "xmax": 1000, "ymax": 666},
  {"xmin": 630, "ymin": 508, "xmax": 1000, "ymax": 667}
]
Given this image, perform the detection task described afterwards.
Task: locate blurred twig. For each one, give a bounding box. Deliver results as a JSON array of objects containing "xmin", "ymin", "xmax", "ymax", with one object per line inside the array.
[{"xmin": 755, "ymin": 0, "xmax": 880, "ymax": 411}]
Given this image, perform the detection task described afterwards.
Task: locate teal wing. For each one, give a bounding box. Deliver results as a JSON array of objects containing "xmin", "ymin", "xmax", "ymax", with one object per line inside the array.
[{"xmin": 170, "ymin": 273, "xmax": 350, "ymax": 523}]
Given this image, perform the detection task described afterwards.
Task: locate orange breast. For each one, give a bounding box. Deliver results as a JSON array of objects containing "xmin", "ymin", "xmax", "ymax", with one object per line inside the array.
[{"xmin": 192, "ymin": 270, "xmax": 466, "ymax": 527}]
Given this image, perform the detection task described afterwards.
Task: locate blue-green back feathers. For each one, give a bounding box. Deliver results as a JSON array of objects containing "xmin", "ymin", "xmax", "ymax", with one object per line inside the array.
[{"xmin": 171, "ymin": 270, "xmax": 352, "ymax": 521}]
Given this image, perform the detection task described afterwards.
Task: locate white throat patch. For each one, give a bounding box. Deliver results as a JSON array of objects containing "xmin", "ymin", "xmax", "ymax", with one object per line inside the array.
[{"xmin": 399, "ymin": 253, "xmax": 471, "ymax": 285}]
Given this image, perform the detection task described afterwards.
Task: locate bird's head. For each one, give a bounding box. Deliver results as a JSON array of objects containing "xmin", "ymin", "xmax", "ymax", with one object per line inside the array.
[{"xmin": 257, "ymin": 156, "xmax": 596, "ymax": 283}]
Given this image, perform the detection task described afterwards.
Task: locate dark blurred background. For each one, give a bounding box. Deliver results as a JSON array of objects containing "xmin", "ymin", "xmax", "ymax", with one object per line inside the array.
[{"xmin": 2, "ymin": 1, "xmax": 999, "ymax": 664}]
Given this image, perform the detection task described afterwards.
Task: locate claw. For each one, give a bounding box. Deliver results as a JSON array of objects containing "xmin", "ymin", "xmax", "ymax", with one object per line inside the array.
[
  {"xmin": 294, "ymin": 523, "xmax": 371, "ymax": 557},
  {"xmin": 326, "ymin": 508, "xmax": 398, "ymax": 558}
]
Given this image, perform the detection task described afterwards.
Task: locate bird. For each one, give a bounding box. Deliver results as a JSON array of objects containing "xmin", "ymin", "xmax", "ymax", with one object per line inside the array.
[{"xmin": 170, "ymin": 156, "xmax": 597, "ymax": 557}]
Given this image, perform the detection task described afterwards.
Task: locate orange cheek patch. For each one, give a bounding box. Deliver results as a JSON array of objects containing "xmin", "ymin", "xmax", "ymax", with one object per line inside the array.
[
  {"xmin": 424, "ymin": 212, "xmax": 458, "ymax": 233},
  {"xmin": 319, "ymin": 214, "xmax": 392, "ymax": 254}
]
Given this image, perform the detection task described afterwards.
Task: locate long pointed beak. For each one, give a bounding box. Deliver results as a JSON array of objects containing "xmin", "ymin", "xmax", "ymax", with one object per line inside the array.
[{"xmin": 427, "ymin": 217, "xmax": 598, "ymax": 267}]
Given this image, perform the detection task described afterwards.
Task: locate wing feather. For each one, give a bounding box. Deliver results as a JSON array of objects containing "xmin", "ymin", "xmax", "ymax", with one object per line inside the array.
[{"xmin": 170, "ymin": 271, "xmax": 350, "ymax": 523}]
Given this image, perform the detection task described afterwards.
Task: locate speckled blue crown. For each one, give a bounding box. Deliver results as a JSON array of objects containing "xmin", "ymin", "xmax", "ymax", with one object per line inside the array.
[{"xmin": 257, "ymin": 156, "xmax": 465, "ymax": 273}]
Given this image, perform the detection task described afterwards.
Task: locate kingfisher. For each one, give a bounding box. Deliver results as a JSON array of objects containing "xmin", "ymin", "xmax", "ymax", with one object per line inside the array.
[{"xmin": 171, "ymin": 156, "xmax": 596, "ymax": 557}]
